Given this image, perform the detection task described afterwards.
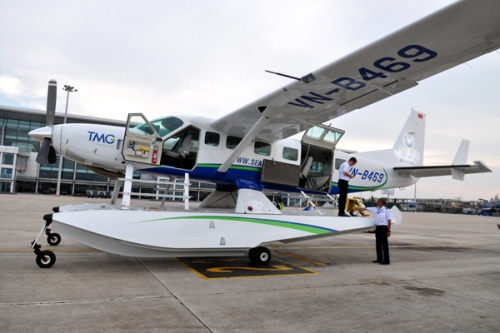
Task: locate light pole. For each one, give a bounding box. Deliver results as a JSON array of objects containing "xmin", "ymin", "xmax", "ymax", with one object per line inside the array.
[{"xmin": 56, "ymin": 85, "xmax": 77, "ymax": 196}]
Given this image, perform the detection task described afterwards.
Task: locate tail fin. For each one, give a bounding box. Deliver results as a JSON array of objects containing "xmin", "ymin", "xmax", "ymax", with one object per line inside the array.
[
  {"xmin": 356, "ymin": 110, "xmax": 426, "ymax": 167},
  {"xmin": 452, "ymin": 139, "xmax": 469, "ymax": 165},
  {"xmin": 451, "ymin": 139, "xmax": 470, "ymax": 181},
  {"xmin": 391, "ymin": 110, "xmax": 425, "ymax": 167}
]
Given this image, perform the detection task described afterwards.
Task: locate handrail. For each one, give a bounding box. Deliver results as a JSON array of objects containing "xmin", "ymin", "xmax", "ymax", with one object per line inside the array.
[{"xmin": 119, "ymin": 167, "xmax": 191, "ymax": 210}]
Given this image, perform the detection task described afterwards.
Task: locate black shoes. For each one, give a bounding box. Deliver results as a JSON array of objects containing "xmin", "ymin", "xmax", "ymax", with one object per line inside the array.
[
  {"xmin": 372, "ymin": 260, "xmax": 381, "ymax": 263},
  {"xmin": 379, "ymin": 262, "xmax": 390, "ymax": 265}
]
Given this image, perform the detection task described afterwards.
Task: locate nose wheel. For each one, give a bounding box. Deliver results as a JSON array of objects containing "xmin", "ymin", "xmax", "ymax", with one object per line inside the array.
[
  {"xmin": 248, "ymin": 246, "xmax": 271, "ymax": 265},
  {"xmin": 33, "ymin": 244, "xmax": 56, "ymax": 268}
]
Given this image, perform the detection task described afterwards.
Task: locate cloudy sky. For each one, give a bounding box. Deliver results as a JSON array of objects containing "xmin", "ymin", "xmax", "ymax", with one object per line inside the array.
[{"xmin": 0, "ymin": 0, "xmax": 499, "ymax": 201}]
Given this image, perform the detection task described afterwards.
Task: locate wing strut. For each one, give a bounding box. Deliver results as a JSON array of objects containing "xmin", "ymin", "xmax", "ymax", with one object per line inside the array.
[{"xmin": 218, "ymin": 107, "xmax": 272, "ymax": 173}]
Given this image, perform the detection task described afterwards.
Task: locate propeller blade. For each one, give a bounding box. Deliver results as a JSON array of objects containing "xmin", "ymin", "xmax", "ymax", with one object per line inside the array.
[
  {"xmin": 36, "ymin": 138, "xmax": 52, "ymax": 164},
  {"xmin": 48, "ymin": 146, "xmax": 57, "ymax": 164},
  {"xmin": 46, "ymin": 79, "xmax": 57, "ymax": 126}
]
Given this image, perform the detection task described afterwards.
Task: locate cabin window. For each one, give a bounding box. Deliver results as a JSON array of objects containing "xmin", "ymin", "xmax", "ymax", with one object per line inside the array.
[
  {"xmin": 324, "ymin": 130, "xmax": 342, "ymax": 144},
  {"xmin": 132, "ymin": 116, "xmax": 184, "ymax": 137},
  {"xmin": 254, "ymin": 141, "xmax": 271, "ymax": 156},
  {"xmin": 283, "ymin": 147, "xmax": 298, "ymax": 161},
  {"xmin": 205, "ymin": 132, "xmax": 220, "ymax": 147},
  {"xmin": 160, "ymin": 126, "xmax": 200, "ymax": 170},
  {"xmin": 226, "ymin": 136, "xmax": 242, "ymax": 150},
  {"xmin": 335, "ymin": 158, "xmax": 345, "ymax": 170}
]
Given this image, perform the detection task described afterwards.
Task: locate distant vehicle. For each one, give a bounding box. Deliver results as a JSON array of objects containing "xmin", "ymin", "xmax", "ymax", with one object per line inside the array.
[
  {"xmin": 401, "ymin": 201, "xmax": 417, "ymax": 212},
  {"xmin": 462, "ymin": 208, "xmax": 476, "ymax": 215},
  {"xmin": 477, "ymin": 206, "xmax": 492, "ymax": 216},
  {"xmin": 85, "ymin": 190, "xmax": 111, "ymax": 199}
]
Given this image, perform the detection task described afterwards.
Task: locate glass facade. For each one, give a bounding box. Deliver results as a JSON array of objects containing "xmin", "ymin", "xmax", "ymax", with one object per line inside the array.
[
  {"xmin": 75, "ymin": 163, "xmax": 108, "ymax": 182},
  {"xmin": 15, "ymin": 180, "xmax": 36, "ymax": 193},
  {"xmin": 1, "ymin": 167, "xmax": 13, "ymax": 179},
  {"xmin": 2, "ymin": 153, "xmax": 14, "ymax": 164},
  {"xmin": 0, "ymin": 181, "xmax": 11, "ymax": 192},
  {"xmin": 1, "ymin": 118, "xmax": 44, "ymax": 152},
  {"xmin": 39, "ymin": 155, "xmax": 77, "ymax": 180}
]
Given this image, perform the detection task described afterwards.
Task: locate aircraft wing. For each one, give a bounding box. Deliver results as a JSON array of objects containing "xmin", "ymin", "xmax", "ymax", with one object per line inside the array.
[
  {"xmin": 393, "ymin": 161, "xmax": 492, "ymax": 179},
  {"xmin": 211, "ymin": 0, "xmax": 500, "ymax": 142}
]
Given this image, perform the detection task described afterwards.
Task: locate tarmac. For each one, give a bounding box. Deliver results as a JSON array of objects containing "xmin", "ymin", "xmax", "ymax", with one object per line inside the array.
[{"xmin": 1, "ymin": 194, "xmax": 499, "ymax": 333}]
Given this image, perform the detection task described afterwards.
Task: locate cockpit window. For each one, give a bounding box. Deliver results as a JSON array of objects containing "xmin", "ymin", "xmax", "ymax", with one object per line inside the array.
[{"xmin": 133, "ymin": 116, "xmax": 184, "ymax": 137}]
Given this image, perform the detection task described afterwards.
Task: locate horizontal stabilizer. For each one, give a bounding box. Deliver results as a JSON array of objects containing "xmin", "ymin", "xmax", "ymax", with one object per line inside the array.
[
  {"xmin": 394, "ymin": 161, "xmax": 491, "ymax": 180},
  {"xmin": 451, "ymin": 168, "xmax": 465, "ymax": 181}
]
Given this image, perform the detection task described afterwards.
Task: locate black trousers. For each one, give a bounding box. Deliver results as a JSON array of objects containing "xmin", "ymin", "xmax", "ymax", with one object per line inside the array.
[
  {"xmin": 375, "ymin": 225, "xmax": 390, "ymax": 264},
  {"xmin": 338, "ymin": 179, "xmax": 349, "ymax": 215}
]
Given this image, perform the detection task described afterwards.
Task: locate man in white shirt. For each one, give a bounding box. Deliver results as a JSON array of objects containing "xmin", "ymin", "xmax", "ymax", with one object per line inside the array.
[
  {"xmin": 337, "ymin": 157, "xmax": 357, "ymax": 216},
  {"xmin": 365, "ymin": 198, "xmax": 392, "ymax": 265}
]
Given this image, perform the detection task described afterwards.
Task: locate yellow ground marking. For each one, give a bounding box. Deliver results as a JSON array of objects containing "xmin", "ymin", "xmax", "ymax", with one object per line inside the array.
[
  {"xmin": 206, "ymin": 265, "xmax": 294, "ymax": 273},
  {"xmin": 175, "ymin": 258, "xmax": 214, "ymax": 280},
  {"xmin": 276, "ymin": 250, "xmax": 328, "ymax": 266},
  {"xmin": 174, "ymin": 257, "xmax": 319, "ymax": 280},
  {"xmin": 191, "ymin": 258, "xmax": 242, "ymax": 264}
]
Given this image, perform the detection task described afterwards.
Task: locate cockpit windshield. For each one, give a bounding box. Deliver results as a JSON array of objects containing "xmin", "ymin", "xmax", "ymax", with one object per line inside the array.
[{"xmin": 133, "ymin": 116, "xmax": 184, "ymax": 137}]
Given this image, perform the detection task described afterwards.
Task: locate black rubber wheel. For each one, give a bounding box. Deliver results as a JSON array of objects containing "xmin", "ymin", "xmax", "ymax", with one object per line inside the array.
[
  {"xmin": 350, "ymin": 210, "xmax": 358, "ymax": 216},
  {"xmin": 47, "ymin": 233, "xmax": 61, "ymax": 246},
  {"xmin": 248, "ymin": 247, "xmax": 271, "ymax": 265},
  {"xmin": 36, "ymin": 251, "xmax": 56, "ymax": 268}
]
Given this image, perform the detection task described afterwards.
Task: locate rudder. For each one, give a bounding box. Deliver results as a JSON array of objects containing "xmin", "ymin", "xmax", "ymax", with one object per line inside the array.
[{"xmin": 392, "ymin": 110, "xmax": 425, "ymax": 167}]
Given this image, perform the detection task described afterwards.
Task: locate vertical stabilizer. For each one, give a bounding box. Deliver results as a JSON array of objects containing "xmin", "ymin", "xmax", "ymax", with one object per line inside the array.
[
  {"xmin": 452, "ymin": 139, "xmax": 470, "ymax": 165},
  {"xmin": 451, "ymin": 139, "xmax": 470, "ymax": 181},
  {"xmin": 392, "ymin": 110, "xmax": 425, "ymax": 167}
]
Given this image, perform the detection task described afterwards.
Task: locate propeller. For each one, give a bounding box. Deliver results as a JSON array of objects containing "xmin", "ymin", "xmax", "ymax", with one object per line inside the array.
[{"xmin": 35, "ymin": 80, "xmax": 58, "ymax": 164}]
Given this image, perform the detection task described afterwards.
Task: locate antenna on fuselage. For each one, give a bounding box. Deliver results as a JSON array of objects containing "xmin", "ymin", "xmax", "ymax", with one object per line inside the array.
[{"xmin": 265, "ymin": 70, "xmax": 316, "ymax": 83}]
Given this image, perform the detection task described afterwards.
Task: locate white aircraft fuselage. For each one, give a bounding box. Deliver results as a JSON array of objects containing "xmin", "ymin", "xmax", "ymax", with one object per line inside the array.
[{"xmin": 31, "ymin": 111, "xmax": 423, "ymax": 197}]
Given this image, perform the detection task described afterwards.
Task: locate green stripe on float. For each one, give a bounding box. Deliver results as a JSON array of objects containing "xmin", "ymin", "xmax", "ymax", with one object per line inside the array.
[{"xmin": 135, "ymin": 215, "xmax": 333, "ymax": 235}]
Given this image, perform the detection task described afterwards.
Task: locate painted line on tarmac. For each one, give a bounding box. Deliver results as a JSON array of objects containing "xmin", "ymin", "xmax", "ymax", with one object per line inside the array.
[
  {"xmin": 275, "ymin": 250, "xmax": 328, "ymax": 266},
  {"xmin": 0, "ymin": 295, "xmax": 172, "ymax": 308},
  {"xmin": 281, "ymin": 243, "xmax": 480, "ymax": 250}
]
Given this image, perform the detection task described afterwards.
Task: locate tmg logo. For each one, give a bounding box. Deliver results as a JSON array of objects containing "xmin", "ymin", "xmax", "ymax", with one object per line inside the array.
[{"xmin": 88, "ymin": 131, "xmax": 115, "ymax": 144}]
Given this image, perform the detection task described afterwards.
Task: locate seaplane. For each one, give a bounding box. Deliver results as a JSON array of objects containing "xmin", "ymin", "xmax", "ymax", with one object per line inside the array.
[{"xmin": 28, "ymin": 0, "xmax": 498, "ymax": 268}]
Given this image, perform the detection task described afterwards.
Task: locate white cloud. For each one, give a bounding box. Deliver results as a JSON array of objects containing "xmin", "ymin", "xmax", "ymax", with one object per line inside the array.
[{"xmin": 0, "ymin": 75, "xmax": 24, "ymax": 97}]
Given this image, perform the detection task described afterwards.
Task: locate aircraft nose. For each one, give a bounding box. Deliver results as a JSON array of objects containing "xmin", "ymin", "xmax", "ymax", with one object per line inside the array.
[{"xmin": 28, "ymin": 126, "xmax": 53, "ymax": 142}]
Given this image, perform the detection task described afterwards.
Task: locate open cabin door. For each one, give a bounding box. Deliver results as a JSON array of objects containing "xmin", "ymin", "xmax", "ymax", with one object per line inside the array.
[
  {"xmin": 299, "ymin": 124, "xmax": 345, "ymax": 192},
  {"xmin": 122, "ymin": 113, "xmax": 163, "ymax": 165}
]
